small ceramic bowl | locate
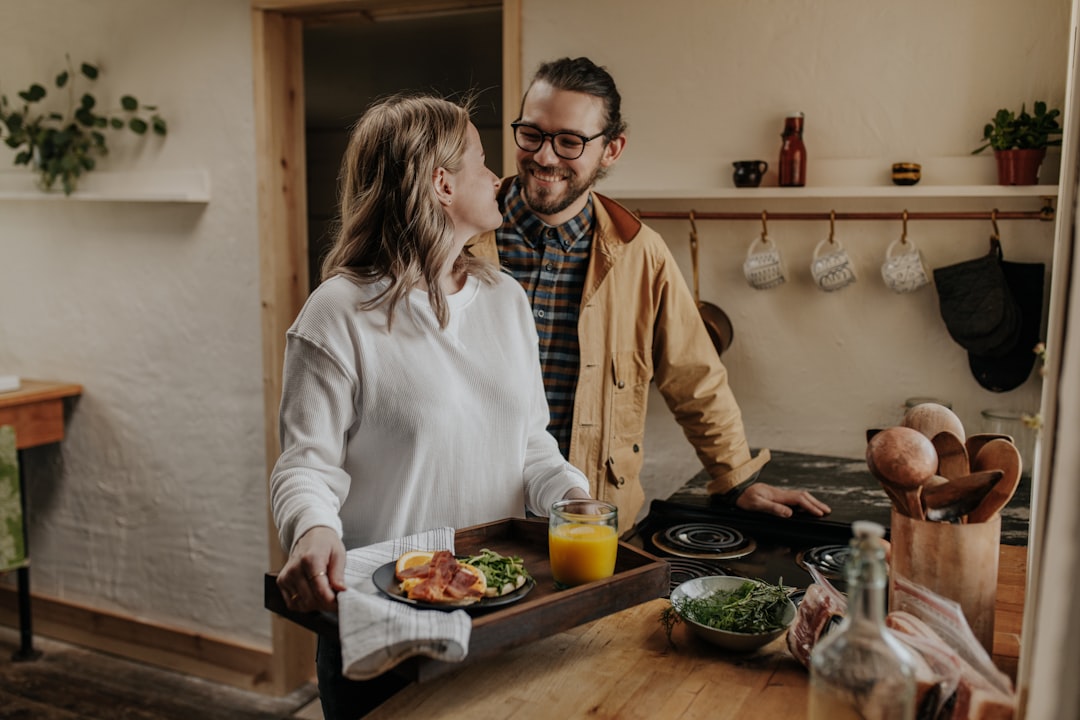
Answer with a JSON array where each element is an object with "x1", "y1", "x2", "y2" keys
[
  {"x1": 892, "y1": 162, "x2": 922, "y2": 186},
  {"x1": 669, "y1": 576, "x2": 797, "y2": 652}
]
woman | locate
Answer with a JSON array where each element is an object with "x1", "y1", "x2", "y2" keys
[{"x1": 269, "y1": 93, "x2": 590, "y2": 718}]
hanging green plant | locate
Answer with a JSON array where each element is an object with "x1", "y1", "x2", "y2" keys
[{"x1": 0, "y1": 56, "x2": 167, "y2": 195}]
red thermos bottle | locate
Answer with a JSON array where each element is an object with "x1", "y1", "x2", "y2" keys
[{"x1": 779, "y1": 113, "x2": 807, "y2": 187}]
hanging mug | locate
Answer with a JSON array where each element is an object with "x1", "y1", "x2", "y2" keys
[
  {"x1": 743, "y1": 234, "x2": 787, "y2": 290},
  {"x1": 811, "y1": 237, "x2": 857, "y2": 292},
  {"x1": 881, "y1": 235, "x2": 930, "y2": 293}
]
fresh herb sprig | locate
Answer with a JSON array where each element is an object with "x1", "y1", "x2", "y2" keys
[
  {"x1": 458, "y1": 548, "x2": 531, "y2": 597},
  {"x1": 661, "y1": 579, "x2": 791, "y2": 645}
]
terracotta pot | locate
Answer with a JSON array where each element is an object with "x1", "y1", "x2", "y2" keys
[{"x1": 993, "y1": 148, "x2": 1046, "y2": 185}]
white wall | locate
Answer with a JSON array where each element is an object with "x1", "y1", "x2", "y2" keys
[
  {"x1": 0, "y1": 0, "x2": 1069, "y2": 653},
  {"x1": 0, "y1": 0, "x2": 268, "y2": 646},
  {"x1": 518, "y1": 0, "x2": 1070, "y2": 498}
]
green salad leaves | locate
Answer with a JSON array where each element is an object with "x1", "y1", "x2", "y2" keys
[
  {"x1": 661, "y1": 578, "x2": 791, "y2": 645},
  {"x1": 458, "y1": 548, "x2": 532, "y2": 597}
]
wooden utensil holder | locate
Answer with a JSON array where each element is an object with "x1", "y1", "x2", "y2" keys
[{"x1": 888, "y1": 509, "x2": 1000, "y2": 653}]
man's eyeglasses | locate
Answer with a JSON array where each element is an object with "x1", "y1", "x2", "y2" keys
[{"x1": 511, "y1": 122, "x2": 606, "y2": 160}]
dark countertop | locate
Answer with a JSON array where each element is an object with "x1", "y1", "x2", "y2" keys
[{"x1": 666, "y1": 449, "x2": 1030, "y2": 546}]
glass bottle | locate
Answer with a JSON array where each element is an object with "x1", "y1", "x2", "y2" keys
[
  {"x1": 808, "y1": 521, "x2": 916, "y2": 720},
  {"x1": 778, "y1": 112, "x2": 807, "y2": 187}
]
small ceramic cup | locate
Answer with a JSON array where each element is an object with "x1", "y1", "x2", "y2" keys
[
  {"x1": 881, "y1": 235, "x2": 930, "y2": 293},
  {"x1": 743, "y1": 235, "x2": 787, "y2": 290},
  {"x1": 892, "y1": 162, "x2": 922, "y2": 186},
  {"x1": 810, "y1": 237, "x2": 857, "y2": 292}
]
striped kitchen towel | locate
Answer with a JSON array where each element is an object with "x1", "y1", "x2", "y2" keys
[{"x1": 338, "y1": 526, "x2": 472, "y2": 680}]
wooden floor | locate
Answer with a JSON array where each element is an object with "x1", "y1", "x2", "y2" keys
[{"x1": 0, "y1": 628, "x2": 322, "y2": 719}]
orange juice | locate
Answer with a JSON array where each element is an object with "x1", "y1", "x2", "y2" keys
[{"x1": 549, "y1": 521, "x2": 618, "y2": 588}]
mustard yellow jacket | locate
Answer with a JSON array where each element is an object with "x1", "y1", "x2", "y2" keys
[{"x1": 469, "y1": 185, "x2": 769, "y2": 529}]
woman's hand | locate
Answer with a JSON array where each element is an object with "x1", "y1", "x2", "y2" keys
[
  {"x1": 276, "y1": 526, "x2": 347, "y2": 613},
  {"x1": 562, "y1": 487, "x2": 592, "y2": 501}
]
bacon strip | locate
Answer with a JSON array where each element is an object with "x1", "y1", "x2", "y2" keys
[
  {"x1": 444, "y1": 567, "x2": 481, "y2": 599},
  {"x1": 401, "y1": 551, "x2": 482, "y2": 604},
  {"x1": 397, "y1": 563, "x2": 431, "y2": 580}
]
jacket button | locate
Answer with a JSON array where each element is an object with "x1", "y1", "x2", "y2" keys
[
  {"x1": 617, "y1": 380, "x2": 625, "y2": 389},
  {"x1": 617, "y1": 476, "x2": 626, "y2": 487},
  {"x1": 633, "y1": 444, "x2": 640, "y2": 453}
]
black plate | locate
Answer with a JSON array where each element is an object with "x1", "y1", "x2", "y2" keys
[{"x1": 371, "y1": 561, "x2": 534, "y2": 614}]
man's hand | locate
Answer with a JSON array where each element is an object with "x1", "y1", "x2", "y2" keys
[
  {"x1": 276, "y1": 526, "x2": 347, "y2": 613},
  {"x1": 734, "y1": 483, "x2": 831, "y2": 518}
]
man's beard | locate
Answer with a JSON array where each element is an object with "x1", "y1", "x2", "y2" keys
[{"x1": 520, "y1": 158, "x2": 607, "y2": 217}]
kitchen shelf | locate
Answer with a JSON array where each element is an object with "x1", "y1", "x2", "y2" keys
[
  {"x1": 601, "y1": 184, "x2": 1058, "y2": 201},
  {"x1": 0, "y1": 169, "x2": 211, "y2": 203}
]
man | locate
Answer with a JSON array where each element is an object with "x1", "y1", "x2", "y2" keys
[{"x1": 469, "y1": 57, "x2": 830, "y2": 530}]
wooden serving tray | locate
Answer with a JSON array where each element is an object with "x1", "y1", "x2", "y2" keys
[{"x1": 264, "y1": 517, "x2": 670, "y2": 682}]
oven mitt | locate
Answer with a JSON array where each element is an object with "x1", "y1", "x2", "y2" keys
[
  {"x1": 933, "y1": 237, "x2": 1021, "y2": 358},
  {"x1": 968, "y1": 259, "x2": 1045, "y2": 392}
]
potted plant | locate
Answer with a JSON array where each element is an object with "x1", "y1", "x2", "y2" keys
[
  {"x1": 972, "y1": 101, "x2": 1062, "y2": 185},
  {"x1": 0, "y1": 56, "x2": 167, "y2": 195}
]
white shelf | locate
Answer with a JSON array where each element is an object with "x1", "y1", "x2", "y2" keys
[
  {"x1": 0, "y1": 170, "x2": 211, "y2": 203},
  {"x1": 598, "y1": 156, "x2": 1059, "y2": 203},
  {"x1": 602, "y1": 185, "x2": 1058, "y2": 201}
]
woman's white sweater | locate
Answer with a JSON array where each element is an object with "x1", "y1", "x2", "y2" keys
[{"x1": 270, "y1": 273, "x2": 588, "y2": 551}]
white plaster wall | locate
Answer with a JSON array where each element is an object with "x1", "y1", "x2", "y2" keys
[
  {"x1": 520, "y1": 0, "x2": 1070, "y2": 506},
  {"x1": 0, "y1": 0, "x2": 1069, "y2": 652},
  {"x1": 0, "y1": 0, "x2": 268, "y2": 646}
]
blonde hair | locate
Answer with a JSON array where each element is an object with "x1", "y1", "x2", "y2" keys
[{"x1": 321, "y1": 92, "x2": 497, "y2": 328}]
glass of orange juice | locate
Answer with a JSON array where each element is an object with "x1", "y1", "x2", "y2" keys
[{"x1": 548, "y1": 499, "x2": 619, "y2": 589}]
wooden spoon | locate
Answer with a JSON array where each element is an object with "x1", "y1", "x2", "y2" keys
[
  {"x1": 965, "y1": 433, "x2": 1013, "y2": 464},
  {"x1": 932, "y1": 430, "x2": 969, "y2": 481},
  {"x1": 866, "y1": 426, "x2": 938, "y2": 520},
  {"x1": 922, "y1": 469, "x2": 1003, "y2": 522},
  {"x1": 967, "y1": 438, "x2": 1023, "y2": 523},
  {"x1": 903, "y1": 403, "x2": 966, "y2": 442}
]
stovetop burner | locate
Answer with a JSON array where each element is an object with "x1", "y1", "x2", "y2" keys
[
  {"x1": 662, "y1": 558, "x2": 733, "y2": 595},
  {"x1": 796, "y1": 544, "x2": 852, "y2": 580},
  {"x1": 651, "y1": 522, "x2": 757, "y2": 560},
  {"x1": 636, "y1": 499, "x2": 867, "y2": 594}
]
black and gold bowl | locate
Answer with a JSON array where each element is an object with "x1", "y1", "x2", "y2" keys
[{"x1": 892, "y1": 162, "x2": 922, "y2": 186}]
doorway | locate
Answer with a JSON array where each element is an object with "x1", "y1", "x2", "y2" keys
[
  {"x1": 251, "y1": 0, "x2": 519, "y2": 694},
  {"x1": 303, "y1": 10, "x2": 504, "y2": 290}
]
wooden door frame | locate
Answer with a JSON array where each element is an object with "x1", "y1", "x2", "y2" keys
[{"x1": 250, "y1": 0, "x2": 520, "y2": 694}]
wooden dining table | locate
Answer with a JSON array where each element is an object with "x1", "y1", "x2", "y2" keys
[{"x1": 367, "y1": 544, "x2": 1027, "y2": 719}]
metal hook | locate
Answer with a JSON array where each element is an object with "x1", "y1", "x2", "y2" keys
[
  {"x1": 760, "y1": 210, "x2": 768, "y2": 240},
  {"x1": 901, "y1": 209, "x2": 909, "y2": 244},
  {"x1": 990, "y1": 208, "x2": 1000, "y2": 241},
  {"x1": 688, "y1": 210, "x2": 700, "y2": 303},
  {"x1": 828, "y1": 210, "x2": 836, "y2": 243}
]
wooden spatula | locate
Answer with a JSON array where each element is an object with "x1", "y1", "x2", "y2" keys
[
  {"x1": 932, "y1": 430, "x2": 969, "y2": 481},
  {"x1": 922, "y1": 469, "x2": 1003, "y2": 522},
  {"x1": 967, "y1": 438, "x2": 1023, "y2": 523},
  {"x1": 964, "y1": 433, "x2": 1012, "y2": 464}
]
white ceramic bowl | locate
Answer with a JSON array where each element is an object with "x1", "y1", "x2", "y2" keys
[{"x1": 669, "y1": 576, "x2": 797, "y2": 652}]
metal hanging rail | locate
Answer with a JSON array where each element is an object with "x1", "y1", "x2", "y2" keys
[{"x1": 633, "y1": 205, "x2": 1056, "y2": 223}]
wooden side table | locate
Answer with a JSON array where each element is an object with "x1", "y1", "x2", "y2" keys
[{"x1": 0, "y1": 379, "x2": 82, "y2": 660}]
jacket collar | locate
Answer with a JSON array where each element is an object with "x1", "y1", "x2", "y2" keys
[{"x1": 492, "y1": 177, "x2": 644, "y2": 305}]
